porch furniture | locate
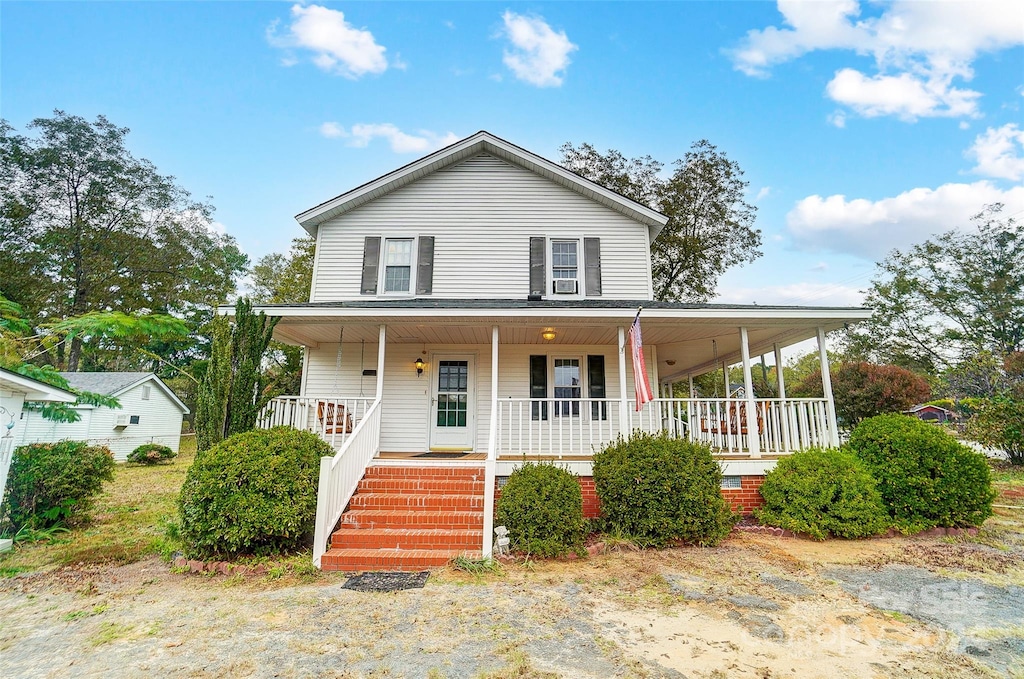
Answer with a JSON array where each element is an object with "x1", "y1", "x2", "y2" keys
[{"x1": 317, "y1": 401, "x2": 353, "y2": 435}]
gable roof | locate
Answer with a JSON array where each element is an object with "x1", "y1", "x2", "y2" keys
[
  {"x1": 59, "y1": 372, "x2": 190, "y2": 414},
  {"x1": 0, "y1": 367, "x2": 77, "y2": 403},
  {"x1": 296, "y1": 130, "x2": 670, "y2": 240}
]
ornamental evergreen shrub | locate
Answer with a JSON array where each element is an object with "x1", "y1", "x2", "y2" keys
[
  {"x1": 126, "y1": 443, "x2": 176, "y2": 465},
  {"x1": 495, "y1": 462, "x2": 586, "y2": 558},
  {"x1": 755, "y1": 447, "x2": 890, "y2": 540},
  {"x1": 178, "y1": 427, "x2": 331, "y2": 558},
  {"x1": 2, "y1": 441, "x2": 115, "y2": 531},
  {"x1": 847, "y1": 414, "x2": 996, "y2": 533},
  {"x1": 593, "y1": 432, "x2": 734, "y2": 547}
]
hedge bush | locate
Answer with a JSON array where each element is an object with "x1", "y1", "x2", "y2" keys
[
  {"x1": 847, "y1": 414, "x2": 996, "y2": 533},
  {"x1": 755, "y1": 447, "x2": 890, "y2": 540},
  {"x1": 2, "y1": 441, "x2": 115, "y2": 531},
  {"x1": 178, "y1": 427, "x2": 331, "y2": 559},
  {"x1": 495, "y1": 462, "x2": 586, "y2": 558},
  {"x1": 593, "y1": 432, "x2": 734, "y2": 547},
  {"x1": 127, "y1": 443, "x2": 176, "y2": 465}
]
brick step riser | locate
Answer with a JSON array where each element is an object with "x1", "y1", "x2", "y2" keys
[
  {"x1": 340, "y1": 520, "x2": 484, "y2": 531},
  {"x1": 321, "y1": 550, "x2": 482, "y2": 572},
  {"x1": 322, "y1": 559, "x2": 464, "y2": 572},
  {"x1": 332, "y1": 536, "x2": 482, "y2": 550},
  {"x1": 365, "y1": 467, "x2": 484, "y2": 479},
  {"x1": 356, "y1": 480, "x2": 486, "y2": 494},
  {"x1": 348, "y1": 495, "x2": 484, "y2": 510}
]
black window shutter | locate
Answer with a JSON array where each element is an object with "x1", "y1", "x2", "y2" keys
[
  {"x1": 416, "y1": 236, "x2": 434, "y2": 295},
  {"x1": 529, "y1": 237, "x2": 546, "y2": 298},
  {"x1": 588, "y1": 355, "x2": 607, "y2": 420},
  {"x1": 530, "y1": 354, "x2": 548, "y2": 421},
  {"x1": 360, "y1": 236, "x2": 381, "y2": 295},
  {"x1": 584, "y1": 237, "x2": 602, "y2": 296}
]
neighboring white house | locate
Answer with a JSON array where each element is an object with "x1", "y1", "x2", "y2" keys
[
  {"x1": 244, "y1": 131, "x2": 872, "y2": 570},
  {"x1": 1, "y1": 367, "x2": 78, "y2": 552},
  {"x1": 18, "y1": 372, "x2": 189, "y2": 462}
]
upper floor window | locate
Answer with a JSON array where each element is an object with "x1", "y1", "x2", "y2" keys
[
  {"x1": 141, "y1": 385, "x2": 152, "y2": 400},
  {"x1": 383, "y1": 238, "x2": 414, "y2": 293},
  {"x1": 551, "y1": 240, "x2": 579, "y2": 295}
]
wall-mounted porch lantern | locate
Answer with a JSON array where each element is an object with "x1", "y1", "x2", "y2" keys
[{"x1": 414, "y1": 357, "x2": 425, "y2": 377}]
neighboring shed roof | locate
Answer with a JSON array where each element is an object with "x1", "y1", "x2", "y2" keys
[
  {"x1": 295, "y1": 130, "x2": 670, "y2": 240},
  {"x1": 0, "y1": 367, "x2": 77, "y2": 402},
  {"x1": 58, "y1": 372, "x2": 190, "y2": 414}
]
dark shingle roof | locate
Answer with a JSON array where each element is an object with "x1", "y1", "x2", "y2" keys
[
  {"x1": 249, "y1": 299, "x2": 867, "y2": 312},
  {"x1": 58, "y1": 372, "x2": 151, "y2": 396}
]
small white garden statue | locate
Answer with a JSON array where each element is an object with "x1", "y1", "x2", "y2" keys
[{"x1": 494, "y1": 525, "x2": 510, "y2": 556}]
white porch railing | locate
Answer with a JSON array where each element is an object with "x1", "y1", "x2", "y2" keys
[
  {"x1": 311, "y1": 398, "x2": 383, "y2": 568},
  {"x1": 258, "y1": 396, "x2": 374, "y2": 450},
  {"x1": 495, "y1": 397, "x2": 834, "y2": 458}
]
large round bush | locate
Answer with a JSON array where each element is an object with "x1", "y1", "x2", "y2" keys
[
  {"x1": 847, "y1": 414, "x2": 995, "y2": 533},
  {"x1": 127, "y1": 443, "x2": 176, "y2": 465},
  {"x1": 593, "y1": 433, "x2": 734, "y2": 547},
  {"x1": 495, "y1": 462, "x2": 586, "y2": 558},
  {"x1": 2, "y1": 441, "x2": 115, "y2": 531},
  {"x1": 178, "y1": 427, "x2": 332, "y2": 558},
  {"x1": 755, "y1": 447, "x2": 890, "y2": 540}
]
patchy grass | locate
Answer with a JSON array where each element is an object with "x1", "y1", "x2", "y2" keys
[
  {"x1": 0, "y1": 436, "x2": 194, "y2": 572},
  {"x1": 990, "y1": 460, "x2": 1024, "y2": 486}
]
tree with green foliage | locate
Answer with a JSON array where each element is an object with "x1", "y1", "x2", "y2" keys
[
  {"x1": 194, "y1": 299, "x2": 279, "y2": 452},
  {"x1": 791, "y1": 362, "x2": 931, "y2": 425},
  {"x1": 845, "y1": 205, "x2": 1023, "y2": 375},
  {"x1": 560, "y1": 140, "x2": 761, "y2": 302},
  {"x1": 0, "y1": 111, "x2": 247, "y2": 372}
]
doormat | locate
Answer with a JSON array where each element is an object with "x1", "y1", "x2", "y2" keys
[
  {"x1": 342, "y1": 571, "x2": 429, "y2": 592},
  {"x1": 414, "y1": 452, "x2": 470, "y2": 459}
]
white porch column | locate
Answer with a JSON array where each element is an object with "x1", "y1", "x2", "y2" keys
[
  {"x1": 723, "y1": 361, "x2": 730, "y2": 397},
  {"x1": 483, "y1": 325, "x2": 498, "y2": 558},
  {"x1": 618, "y1": 326, "x2": 628, "y2": 431},
  {"x1": 739, "y1": 327, "x2": 761, "y2": 458},
  {"x1": 817, "y1": 326, "x2": 840, "y2": 447},
  {"x1": 774, "y1": 342, "x2": 791, "y2": 452},
  {"x1": 688, "y1": 374, "x2": 695, "y2": 399},
  {"x1": 375, "y1": 325, "x2": 386, "y2": 399}
]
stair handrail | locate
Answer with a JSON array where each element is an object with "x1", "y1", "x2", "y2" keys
[{"x1": 312, "y1": 397, "x2": 383, "y2": 568}]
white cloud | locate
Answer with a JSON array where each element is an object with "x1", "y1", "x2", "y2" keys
[
  {"x1": 755, "y1": 186, "x2": 772, "y2": 201},
  {"x1": 810, "y1": 262, "x2": 829, "y2": 272},
  {"x1": 319, "y1": 122, "x2": 461, "y2": 153},
  {"x1": 715, "y1": 282, "x2": 864, "y2": 307},
  {"x1": 828, "y1": 110, "x2": 847, "y2": 128},
  {"x1": 268, "y1": 4, "x2": 389, "y2": 79},
  {"x1": 967, "y1": 123, "x2": 1024, "y2": 181},
  {"x1": 729, "y1": 0, "x2": 1024, "y2": 121},
  {"x1": 786, "y1": 180, "x2": 1024, "y2": 259},
  {"x1": 499, "y1": 11, "x2": 578, "y2": 87}
]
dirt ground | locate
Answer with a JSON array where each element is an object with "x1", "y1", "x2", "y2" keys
[{"x1": 3, "y1": 522, "x2": 1023, "y2": 679}]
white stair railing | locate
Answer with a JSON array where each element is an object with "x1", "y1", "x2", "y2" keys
[{"x1": 312, "y1": 398, "x2": 382, "y2": 568}]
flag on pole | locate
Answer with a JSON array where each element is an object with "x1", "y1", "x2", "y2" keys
[{"x1": 628, "y1": 309, "x2": 654, "y2": 411}]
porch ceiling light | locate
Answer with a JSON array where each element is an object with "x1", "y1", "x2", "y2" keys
[
  {"x1": 541, "y1": 329, "x2": 556, "y2": 341},
  {"x1": 414, "y1": 357, "x2": 425, "y2": 376}
]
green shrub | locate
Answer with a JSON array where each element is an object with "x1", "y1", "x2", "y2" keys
[
  {"x1": 593, "y1": 432, "x2": 734, "y2": 547},
  {"x1": 178, "y1": 427, "x2": 331, "y2": 559},
  {"x1": 2, "y1": 441, "x2": 115, "y2": 532},
  {"x1": 495, "y1": 463, "x2": 586, "y2": 558},
  {"x1": 847, "y1": 414, "x2": 996, "y2": 533},
  {"x1": 967, "y1": 397, "x2": 1024, "y2": 466},
  {"x1": 755, "y1": 447, "x2": 890, "y2": 540},
  {"x1": 126, "y1": 443, "x2": 176, "y2": 465}
]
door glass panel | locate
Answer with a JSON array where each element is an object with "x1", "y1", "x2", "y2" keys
[
  {"x1": 436, "y1": 361, "x2": 468, "y2": 427},
  {"x1": 554, "y1": 358, "x2": 581, "y2": 417}
]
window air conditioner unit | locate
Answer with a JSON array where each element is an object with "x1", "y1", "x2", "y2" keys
[
  {"x1": 553, "y1": 279, "x2": 577, "y2": 294},
  {"x1": 114, "y1": 414, "x2": 130, "y2": 429}
]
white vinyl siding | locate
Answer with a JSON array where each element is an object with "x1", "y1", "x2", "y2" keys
[
  {"x1": 311, "y1": 154, "x2": 653, "y2": 301},
  {"x1": 303, "y1": 341, "x2": 656, "y2": 454},
  {"x1": 18, "y1": 380, "x2": 185, "y2": 461}
]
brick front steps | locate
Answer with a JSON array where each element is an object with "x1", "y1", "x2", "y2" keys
[{"x1": 321, "y1": 465, "x2": 484, "y2": 572}]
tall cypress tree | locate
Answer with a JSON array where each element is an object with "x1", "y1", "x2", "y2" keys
[{"x1": 195, "y1": 299, "x2": 279, "y2": 452}]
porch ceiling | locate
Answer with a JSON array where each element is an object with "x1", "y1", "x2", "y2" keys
[{"x1": 268, "y1": 304, "x2": 869, "y2": 379}]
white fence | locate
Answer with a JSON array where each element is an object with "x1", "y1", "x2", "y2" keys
[
  {"x1": 258, "y1": 396, "x2": 374, "y2": 450},
  {"x1": 495, "y1": 397, "x2": 834, "y2": 458},
  {"x1": 311, "y1": 399, "x2": 383, "y2": 568}
]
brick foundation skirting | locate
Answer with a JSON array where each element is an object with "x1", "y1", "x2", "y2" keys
[{"x1": 494, "y1": 475, "x2": 765, "y2": 518}]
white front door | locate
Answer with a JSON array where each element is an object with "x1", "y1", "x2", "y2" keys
[{"x1": 429, "y1": 356, "x2": 475, "y2": 450}]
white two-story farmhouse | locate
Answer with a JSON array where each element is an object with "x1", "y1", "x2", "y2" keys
[{"x1": 252, "y1": 131, "x2": 870, "y2": 570}]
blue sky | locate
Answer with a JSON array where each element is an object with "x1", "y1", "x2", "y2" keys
[{"x1": 3, "y1": 1, "x2": 1023, "y2": 307}]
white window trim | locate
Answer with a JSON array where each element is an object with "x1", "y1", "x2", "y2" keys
[
  {"x1": 550, "y1": 355, "x2": 584, "y2": 418},
  {"x1": 141, "y1": 385, "x2": 151, "y2": 401},
  {"x1": 547, "y1": 236, "x2": 585, "y2": 300},
  {"x1": 379, "y1": 235, "x2": 418, "y2": 297}
]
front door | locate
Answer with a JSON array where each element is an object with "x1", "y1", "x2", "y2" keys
[{"x1": 429, "y1": 356, "x2": 475, "y2": 450}]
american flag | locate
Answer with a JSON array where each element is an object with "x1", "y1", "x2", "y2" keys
[{"x1": 628, "y1": 311, "x2": 654, "y2": 411}]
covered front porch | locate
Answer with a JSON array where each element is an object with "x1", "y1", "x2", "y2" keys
[{"x1": 251, "y1": 301, "x2": 869, "y2": 565}]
